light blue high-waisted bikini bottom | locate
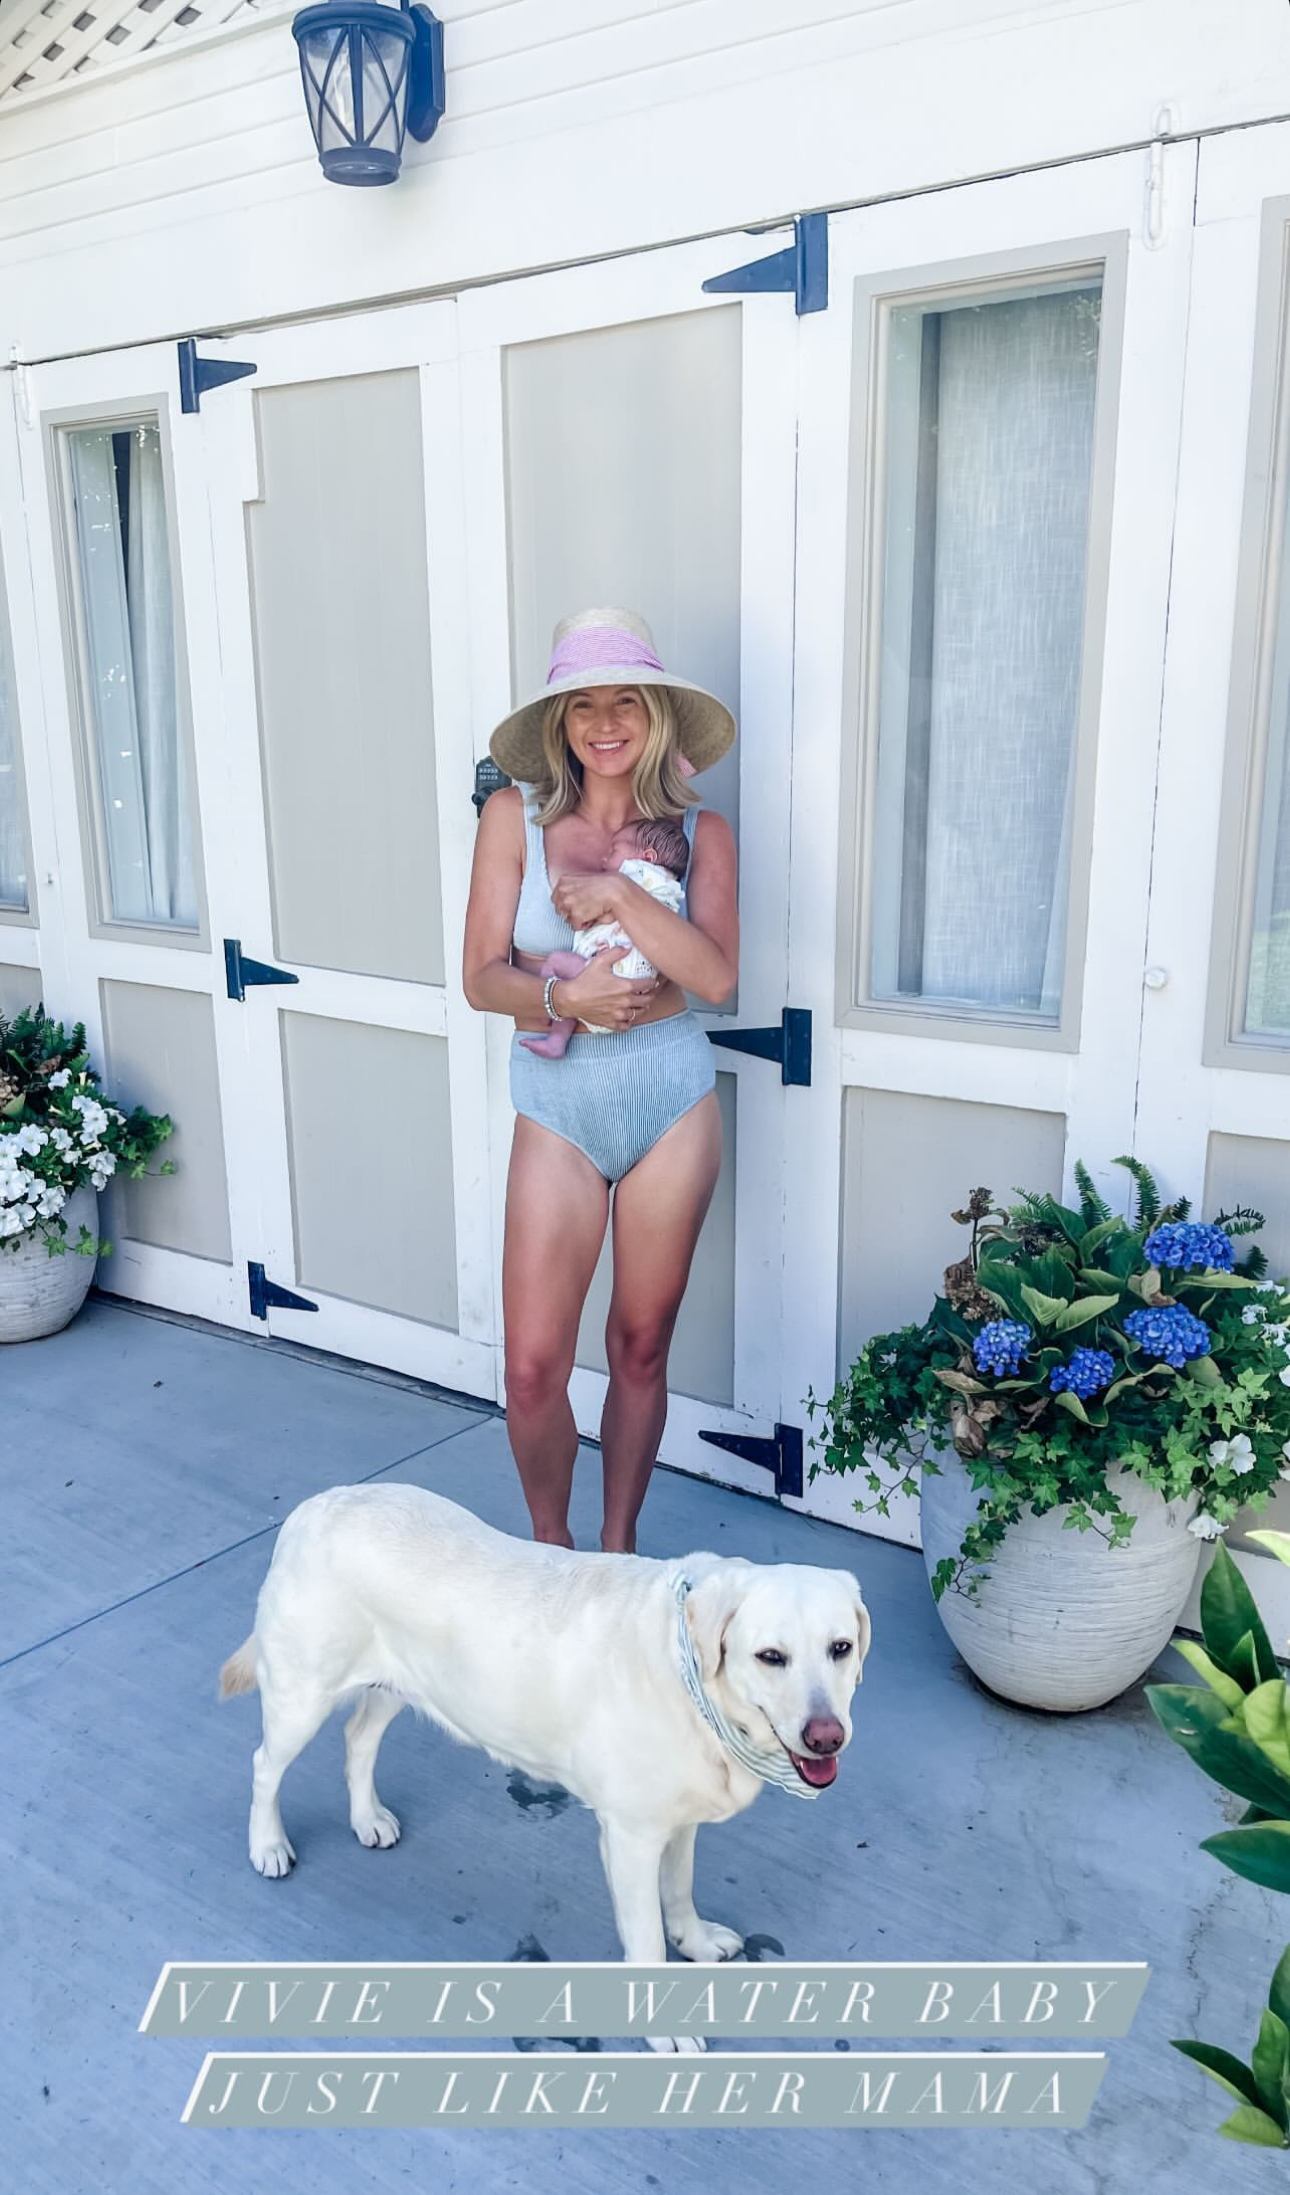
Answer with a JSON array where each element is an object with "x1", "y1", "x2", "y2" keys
[{"x1": 509, "y1": 1009, "x2": 717, "y2": 1184}]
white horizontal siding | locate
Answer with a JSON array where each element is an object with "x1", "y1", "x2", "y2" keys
[{"x1": 0, "y1": 0, "x2": 1286, "y2": 359}]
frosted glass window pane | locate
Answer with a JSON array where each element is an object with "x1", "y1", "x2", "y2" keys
[
  {"x1": 1244, "y1": 451, "x2": 1290, "y2": 1036},
  {"x1": 503, "y1": 306, "x2": 742, "y2": 1013},
  {"x1": 63, "y1": 420, "x2": 197, "y2": 929},
  {"x1": 247, "y1": 373, "x2": 443, "y2": 984},
  {"x1": 868, "y1": 278, "x2": 1102, "y2": 1019},
  {"x1": 0, "y1": 558, "x2": 27, "y2": 911}
]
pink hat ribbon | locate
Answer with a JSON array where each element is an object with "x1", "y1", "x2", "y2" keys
[{"x1": 547, "y1": 624, "x2": 665, "y2": 683}]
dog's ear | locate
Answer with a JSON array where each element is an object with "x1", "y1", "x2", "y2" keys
[
  {"x1": 843, "y1": 1573, "x2": 872, "y2": 1679},
  {"x1": 683, "y1": 1564, "x2": 753, "y2": 1687}
]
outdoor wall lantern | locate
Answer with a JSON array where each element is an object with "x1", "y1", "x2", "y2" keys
[{"x1": 291, "y1": 0, "x2": 445, "y2": 186}]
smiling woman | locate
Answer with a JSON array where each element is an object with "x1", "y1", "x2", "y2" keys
[{"x1": 462, "y1": 607, "x2": 739, "y2": 1554}]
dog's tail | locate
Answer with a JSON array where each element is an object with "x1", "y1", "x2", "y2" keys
[{"x1": 219, "y1": 1635, "x2": 260, "y2": 1699}]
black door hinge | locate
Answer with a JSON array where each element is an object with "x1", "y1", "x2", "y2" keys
[
  {"x1": 702, "y1": 211, "x2": 828, "y2": 315},
  {"x1": 473, "y1": 757, "x2": 512, "y2": 816},
  {"x1": 699, "y1": 1422, "x2": 804, "y2": 1502},
  {"x1": 178, "y1": 338, "x2": 257, "y2": 414},
  {"x1": 707, "y1": 1007, "x2": 811, "y2": 1086},
  {"x1": 224, "y1": 940, "x2": 299, "y2": 1002},
  {"x1": 248, "y1": 1262, "x2": 318, "y2": 1320}
]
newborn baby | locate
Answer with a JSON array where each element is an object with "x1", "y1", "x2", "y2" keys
[{"x1": 518, "y1": 815, "x2": 689, "y2": 1057}]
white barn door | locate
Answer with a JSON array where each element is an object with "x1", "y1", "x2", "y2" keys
[
  {"x1": 453, "y1": 240, "x2": 800, "y2": 1488},
  {"x1": 1136, "y1": 121, "x2": 1290, "y2": 1637},
  {"x1": 12, "y1": 337, "x2": 262, "y2": 1332},
  {"x1": 196, "y1": 304, "x2": 498, "y2": 1396},
  {"x1": 11, "y1": 316, "x2": 499, "y2": 1393},
  {"x1": 784, "y1": 147, "x2": 1197, "y2": 1541}
]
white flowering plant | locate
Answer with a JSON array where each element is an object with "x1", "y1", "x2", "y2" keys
[
  {"x1": 807, "y1": 1157, "x2": 1290, "y2": 1600},
  {"x1": 0, "y1": 1005, "x2": 174, "y2": 1258}
]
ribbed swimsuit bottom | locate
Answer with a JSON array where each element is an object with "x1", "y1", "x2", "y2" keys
[{"x1": 509, "y1": 1008, "x2": 717, "y2": 1184}]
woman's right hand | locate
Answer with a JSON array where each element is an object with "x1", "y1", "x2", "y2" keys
[{"x1": 556, "y1": 946, "x2": 661, "y2": 1030}]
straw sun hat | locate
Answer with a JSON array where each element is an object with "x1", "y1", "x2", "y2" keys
[{"x1": 487, "y1": 607, "x2": 737, "y2": 784}]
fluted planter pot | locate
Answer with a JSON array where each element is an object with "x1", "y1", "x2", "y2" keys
[
  {"x1": 0, "y1": 1185, "x2": 99, "y2": 1343},
  {"x1": 919, "y1": 1451, "x2": 1204, "y2": 1713}
]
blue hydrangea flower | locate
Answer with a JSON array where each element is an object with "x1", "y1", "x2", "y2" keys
[
  {"x1": 1049, "y1": 1347, "x2": 1116, "y2": 1399},
  {"x1": 1142, "y1": 1221, "x2": 1235, "y2": 1273},
  {"x1": 972, "y1": 1320, "x2": 1032, "y2": 1377},
  {"x1": 1124, "y1": 1303, "x2": 1212, "y2": 1368}
]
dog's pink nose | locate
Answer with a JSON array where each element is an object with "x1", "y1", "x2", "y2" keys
[{"x1": 800, "y1": 1716, "x2": 845, "y2": 1756}]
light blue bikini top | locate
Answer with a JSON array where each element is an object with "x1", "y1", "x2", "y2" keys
[{"x1": 511, "y1": 781, "x2": 699, "y2": 958}]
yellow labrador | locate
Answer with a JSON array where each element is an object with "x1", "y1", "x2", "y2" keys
[{"x1": 220, "y1": 1483, "x2": 871, "y2": 2053}]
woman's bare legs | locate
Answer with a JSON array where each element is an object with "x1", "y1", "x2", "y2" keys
[
  {"x1": 599, "y1": 1090, "x2": 722, "y2": 1552},
  {"x1": 503, "y1": 1114, "x2": 610, "y2": 1545}
]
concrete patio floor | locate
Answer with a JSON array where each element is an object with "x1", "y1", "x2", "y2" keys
[{"x1": 2, "y1": 1295, "x2": 1282, "y2": 2193}]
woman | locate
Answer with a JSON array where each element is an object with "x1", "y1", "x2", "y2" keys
[{"x1": 462, "y1": 607, "x2": 739, "y2": 1555}]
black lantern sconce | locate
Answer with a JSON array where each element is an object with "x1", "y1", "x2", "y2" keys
[{"x1": 291, "y1": 0, "x2": 445, "y2": 186}]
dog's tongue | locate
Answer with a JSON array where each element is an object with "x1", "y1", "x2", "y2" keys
[{"x1": 790, "y1": 1751, "x2": 838, "y2": 1789}]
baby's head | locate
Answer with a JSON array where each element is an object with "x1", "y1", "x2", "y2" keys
[{"x1": 608, "y1": 816, "x2": 689, "y2": 879}]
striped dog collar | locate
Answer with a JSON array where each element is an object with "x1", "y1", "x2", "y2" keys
[{"x1": 672, "y1": 1571, "x2": 820, "y2": 1801}]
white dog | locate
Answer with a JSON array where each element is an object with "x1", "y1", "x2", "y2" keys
[{"x1": 219, "y1": 1483, "x2": 871, "y2": 2052}]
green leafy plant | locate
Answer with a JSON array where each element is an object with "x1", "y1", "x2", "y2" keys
[
  {"x1": 805, "y1": 1158, "x2": 1290, "y2": 1600},
  {"x1": 0, "y1": 1004, "x2": 175, "y2": 1260},
  {"x1": 1147, "y1": 1538, "x2": 1290, "y2": 2145}
]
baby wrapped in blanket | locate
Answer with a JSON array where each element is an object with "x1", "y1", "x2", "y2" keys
[{"x1": 518, "y1": 815, "x2": 689, "y2": 1057}]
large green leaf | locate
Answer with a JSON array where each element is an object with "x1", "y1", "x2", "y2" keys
[
  {"x1": 1172, "y1": 2039, "x2": 1262, "y2": 2108},
  {"x1": 1175, "y1": 1272, "x2": 1260, "y2": 1291},
  {"x1": 1027, "y1": 1245, "x2": 1081, "y2": 1297},
  {"x1": 1019, "y1": 1285, "x2": 1070, "y2": 1326},
  {"x1": 1269, "y1": 1946, "x2": 1290, "y2": 2030},
  {"x1": 929, "y1": 1297, "x2": 976, "y2": 1346},
  {"x1": 1202, "y1": 1821, "x2": 1290, "y2": 1895},
  {"x1": 1229, "y1": 1632, "x2": 1268, "y2": 1692},
  {"x1": 1247, "y1": 1529, "x2": 1290, "y2": 1572},
  {"x1": 1218, "y1": 2103, "x2": 1289, "y2": 2146},
  {"x1": 1077, "y1": 1267, "x2": 1127, "y2": 1292},
  {"x1": 1103, "y1": 1369, "x2": 1163, "y2": 1402},
  {"x1": 1201, "y1": 1542, "x2": 1280, "y2": 1684},
  {"x1": 1145, "y1": 1685, "x2": 1290, "y2": 1814},
  {"x1": 1043, "y1": 1201, "x2": 1094, "y2": 1247},
  {"x1": 1052, "y1": 1293, "x2": 1122, "y2": 1333},
  {"x1": 1172, "y1": 1639, "x2": 1245, "y2": 1711},
  {"x1": 973, "y1": 1269, "x2": 1029, "y2": 1322},
  {"x1": 1242, "y1": 1681, "x2": 1290, "y2": 1776},
  {"x1": 1102, "y1": 1231, "x2": 1147, "y2": 1278},
  {"x1": 1251, "y1": 2009, "x2": 1290, "y2": 2130},
  {"x1": 1183, "y1": 1354, "x2": 1223, "y2": 1388}
]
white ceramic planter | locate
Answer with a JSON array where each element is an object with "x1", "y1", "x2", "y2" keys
[
  {"x1": 0, "y1": 1184, "x2": 99, "y2": 1344},
  {"x1": 919, "y1": 1451, "x2": 1203, "y2": 1713}
]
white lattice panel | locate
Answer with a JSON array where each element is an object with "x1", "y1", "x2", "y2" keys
[{"x1": 0, "y1": 0, "x2": 270, "y2": 100}]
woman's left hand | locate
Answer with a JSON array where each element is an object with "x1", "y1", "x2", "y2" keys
[{"x1": 550, "y1": 871, "x2": 626, "y2": 929}]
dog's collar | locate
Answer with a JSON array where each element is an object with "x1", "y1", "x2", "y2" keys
[{"x1": 672, "y1": 1572, "x2": 821, "y2": 1801}]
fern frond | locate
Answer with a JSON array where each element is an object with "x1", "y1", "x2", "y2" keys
[
  {"x1": 1213, "y1": 1205, "x2": 1267, "y2": 1240},
  {"x1": 1112, "y1": 1155, "x2": 1162, "y2": 1230},
  {"x1": 1073, "y1": 1159, "x2": 1112, "y2": 1225}
]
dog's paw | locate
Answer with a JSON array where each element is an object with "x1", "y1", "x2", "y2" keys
[
  {"x1": 250, "y1": 1835, "x2": 296, "y2": 1879},
  {"x1": 352, "y1": 1805, "x2": 401, "y2": 1850},
  {"x1": 645, "y1": 2033, "x2": 708, "y2": 2055},
  {"x1": 669, "y1": 1920, "x2": 745, "y2": 1962}
]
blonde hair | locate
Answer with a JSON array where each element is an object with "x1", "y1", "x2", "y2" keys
[{"x1": 530, "y1": 685, "x2": 700, "y2": 827}]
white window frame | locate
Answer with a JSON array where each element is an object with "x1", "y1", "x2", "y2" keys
[
  {"x1": 836, "y1": 233, "x2": 1129, "y2": 1053},
  {"x1": 0, "y1": 544, "x2": 35, "y2": 926},
  {"x1": 47, "y1": 393, "x2": 209, "y2": 950},
  {"x1": 1205, "y1": 193, "x2": 1290, "y2": 1073}
]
